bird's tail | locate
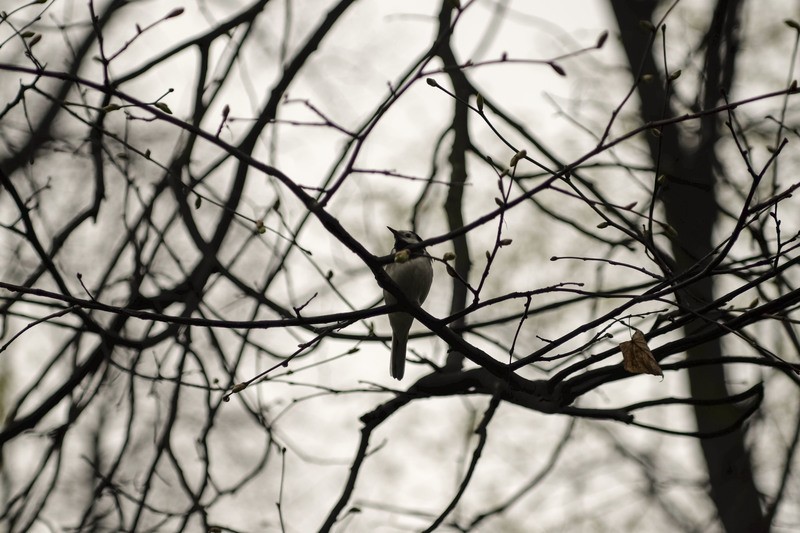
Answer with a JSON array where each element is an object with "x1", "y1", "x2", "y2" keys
[{"x1": 390, "y1": 336, "x2": 407, "y2": 380}]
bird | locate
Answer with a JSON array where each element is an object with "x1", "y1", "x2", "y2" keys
[{"x1": 383, "y1": 227, "x2": 434, "y2": 380}]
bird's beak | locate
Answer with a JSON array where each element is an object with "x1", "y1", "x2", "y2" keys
[{"x1": 387, "y1": 226, "x2": 400, "y2": 236}]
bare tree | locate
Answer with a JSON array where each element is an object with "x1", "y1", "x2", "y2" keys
[{"x1": 0, "y1": 1, "x2": 798, "y2": 532}]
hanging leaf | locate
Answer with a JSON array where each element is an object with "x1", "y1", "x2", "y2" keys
[{"x1": 619, "y1": 329, "x2": 663, "y2": 377}]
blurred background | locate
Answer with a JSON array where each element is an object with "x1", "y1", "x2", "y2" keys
[{"x1": 0, "y1": 1, "x2": 799, "y2": 531}]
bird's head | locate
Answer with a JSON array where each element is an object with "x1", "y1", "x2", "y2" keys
[{"x1": 387, "y1": 227, "x2": 425, "y2": 252}]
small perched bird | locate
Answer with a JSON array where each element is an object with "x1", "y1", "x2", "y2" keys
[{"x1": 384, "y1": 227, "x2": 434, "y2": 380}]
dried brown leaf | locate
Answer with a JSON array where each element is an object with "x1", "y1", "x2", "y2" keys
[{"x1": 619, "y1": 329, "x2": 663, "y2": 377}]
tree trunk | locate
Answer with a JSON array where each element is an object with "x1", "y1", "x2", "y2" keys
[{"x1": 609, "y1": 1, "x2": 766, "y2": 531}]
